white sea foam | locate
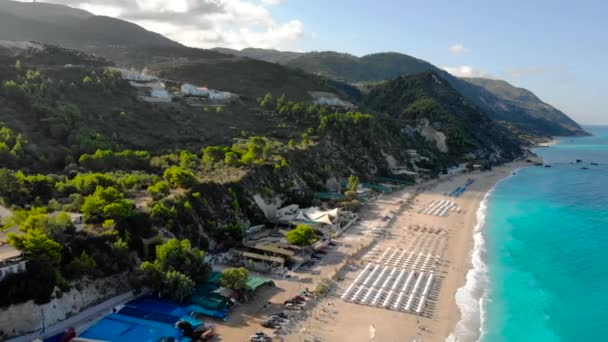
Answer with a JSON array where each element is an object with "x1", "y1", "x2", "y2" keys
[{"x1": 447, "y1": 170, "x2": 520, "y2": 342}]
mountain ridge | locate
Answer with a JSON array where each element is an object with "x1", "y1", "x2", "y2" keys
[
  {"x1": 0, "y1": 0, "x2": 587, "y2": 138},
  {"x1": 215, "y1": 47, "x2": 587, "y2": 137}
]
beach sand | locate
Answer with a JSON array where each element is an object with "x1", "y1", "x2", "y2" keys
[
  {"x1": 209, "y1": 161, "x2": 530, "y2": 342},
  {"x1": 277, "y1": 161, "x2": 528, "y2": 342}
]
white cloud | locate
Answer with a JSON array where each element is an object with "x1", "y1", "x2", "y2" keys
[
  {"x1": 443, "y1": 65, "x2": 494, "y2": 78},
  {"x1": 77, "y1": 3, "x2": 123, "y2": 17},
  {"x1": 449, "y1": 43, "x2": 470, "y2": 54},
  {"x1": 15, "y1": 0, "x2": 303, "y2": 50}
]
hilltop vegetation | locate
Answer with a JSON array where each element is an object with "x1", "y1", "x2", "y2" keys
[
  {"x1": 0, "y1": 46, "x2": 322, "y2": 170},
  {"x1": 217, "y1": 48, "x2": 587, "y2": 138},
  {"x1": 460, "y1": 78, "x2": 588, "y2": 136},
  {"x1": 363, "y1": 72, "x2": 523, "y2": 161},
  {"x1": 147, "y1": 58, "x2": 361, "y2": 102}
]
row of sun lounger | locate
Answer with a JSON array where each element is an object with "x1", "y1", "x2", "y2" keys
[
  {"x1": 448, "y1": 179, "x2": 475, "y2": 197},
  {"x1": 409, "y1": 225, "x2": 443, "y2": 234},
  {"x1": 367, "y1": 247, "x2": 439, "y2": 272},
  {"x1": 418, "y1": 199, "x2": 456, "y2": 217},
  {"x1": 341, "y1": 264, "x2": 436, "y2": 315}
]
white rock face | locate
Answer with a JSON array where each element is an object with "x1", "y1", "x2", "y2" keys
[
  {"x1": 382, "y1": 151, "x2": 398, "y2": 169},
  {"x1": 0, "y1": 276, "x2": 125, "y2": 338},
  {"x1": 418, "y1": 118, "x2": 448, "y2": 153}
]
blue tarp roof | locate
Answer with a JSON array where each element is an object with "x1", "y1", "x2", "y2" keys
[{"x1": 80, "y1": 314, "x2": 190, "y2": 342}]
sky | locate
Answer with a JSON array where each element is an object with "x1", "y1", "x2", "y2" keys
[{"x1": 15, "y1": 0, "x2": 608, "y2": 124}]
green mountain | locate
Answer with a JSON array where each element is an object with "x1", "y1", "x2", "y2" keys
[
  {"x1": 216, "y1": 48, "x2": 587, "y2": 137},
  {"x1": 0, "y1": 23, "x2": 533, "y2": 311},
  {"x1": 0, "y1": 0, "x2": 226, "y2": 67},
  {"x1": 458, "y1": 77, "x2": 587, "y2": 136},
  {"x1": 2, "y1": 45, "x2": 523, "y2": 310},
  {"x1": 214, "y1": 47, "x2": 304, "y2": 65},
  {"x1": 363, "y1": 71, "x2": 523, "y2": 161},
  {"x1": 211, "y1": 49, "x2": 435, "y2": 82},
  {"x1": 0, "y1": 0, "x2": 92, "y2": 23},
  {"x1": 147, "y1": 58, "x2": 362, "y2": 102}
]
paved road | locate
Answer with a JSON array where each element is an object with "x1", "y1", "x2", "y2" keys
[{"x1": 6, "y1": 292, "x2": 135, "y2": 342}]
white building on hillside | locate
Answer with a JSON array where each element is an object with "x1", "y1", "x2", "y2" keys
[
  {"x1": 208, "y1": 90, "x2": 232, "y2": 100},
  {"x1": 110, "y1": 67, "x2": 155, "y2": 82},
  {"x1": 181, "y1": 83, "x2": 210, "y2": 97},
  {"x1": 151, "y1": 89, "x2": 170, "y2": 98},
  {"x1": 314, "y1": 97, "x2": 354, "y2": 108},
  {"x1": 0, "y1": 229, "x2": 26, "y2": 281},
  {"x1": 150, "y1": 82, "x2": 171, "y2": 98}
]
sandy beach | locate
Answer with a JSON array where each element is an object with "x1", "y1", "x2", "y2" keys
[
  {"x1": 276, "y1": 161, "x2": 529, "y2": 342},
  {"x1": 205, "y1": 160, "x2": 531, "y2": 342}
]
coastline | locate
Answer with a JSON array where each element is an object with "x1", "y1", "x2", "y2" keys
[
  {"x1": 536, "y1": 139, "x2": 558, "y2": 147},
  {"x1": 277, "y1": 160, "x2": 531, "y2": 342},
  {"x1": 444, "y1": 161, "x2": 527, "y2": 342}
]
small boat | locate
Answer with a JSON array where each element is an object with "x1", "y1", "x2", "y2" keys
[
  {"x1": 591, "y1": 162, "x2": 599, "y2": 166},
  {"x1": 581, "y1": 167, "x2": 589, "y2": 170},
  {"x1": 576, "y1": 159, "x2": 583, "y2": 163},
  {"x1": 544, "y1": 165, "x2": 552, "y2": 168}
]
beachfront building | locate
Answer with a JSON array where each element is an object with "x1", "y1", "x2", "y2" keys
[
  {"x1": 276, "y1": 204, "x2": 358, "y2": 238},
  {"x1": 239, "y1": 243, "x2": 296, "y2": 268},
  {"x1": 276, "y1": 205, "x2": 341, "y2": 226},
  {"x1": 0, "y1": 230, "x2": 26, "y2": 282}
]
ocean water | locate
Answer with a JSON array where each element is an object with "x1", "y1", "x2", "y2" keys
[{"x1": 453, "y1": 126, "x2": 608, "y2": 342}]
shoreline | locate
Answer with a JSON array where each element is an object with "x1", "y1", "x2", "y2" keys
[
  {"x1": 279, "y1": 160, "x2": 531, "y2": 342},
  {"x1": 445, "y1": 162, "x2": 526, "y2": 341},
  {"x1": 536, "y1": 139, "x2": 558, "y2": 147}
]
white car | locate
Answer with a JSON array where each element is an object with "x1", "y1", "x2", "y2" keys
[{"x1": 285, "y1": 303, "x2": 304, "y2": 310}]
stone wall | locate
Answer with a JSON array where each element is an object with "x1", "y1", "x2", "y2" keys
[{"x1": 0, "y1": 275, "x2": 127, "y2": 339}]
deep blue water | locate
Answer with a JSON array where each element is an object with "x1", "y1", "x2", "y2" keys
[{"x1": 481, "y1": 126, "x2": 608, "y2": 341}]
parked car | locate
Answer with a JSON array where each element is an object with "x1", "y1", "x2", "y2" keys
[
  {"x1": 285, "y1": 303, "x2": 304, "y2": 310},
  {"x1": 328, "y1": 241, "x2": 336, "y2": 246},
  {"x1": 299, "y1": 291, "x2": 312, "y2": 298},
  {"x1": 261, "y1": 321, "x2": 279, "y2": 329},
  {"x1": 272, "y1": 312, "x2": 288, "y2": 319},
  {"x1": 315, "y1": 250, "x2": 328, "y2": 255},
  {"x1": 285, "y1": 297, "x2": 305, "y2": 305}
]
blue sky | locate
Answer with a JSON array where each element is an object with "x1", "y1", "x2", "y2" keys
[
  {"x1": 269, "y1": 0, "x2": 606, "y2": 125},
  {"x1": 19, "y1": 0, "x2": 606, "y2": 124}
]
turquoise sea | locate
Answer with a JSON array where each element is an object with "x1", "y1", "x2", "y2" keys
[{"x1": 451, "y1": 126, "x2": 608, "y2": 342}]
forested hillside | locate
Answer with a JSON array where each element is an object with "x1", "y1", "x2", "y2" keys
[
  {"x1": 363, "y1": 71, "x2": 523, "y2": 162},
  {"x1": 0, "y1": 43, "x2": 528, "y2": 309},
  {"x1": 216, "y1": 48, "x2": 587, "y2": 138}
]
